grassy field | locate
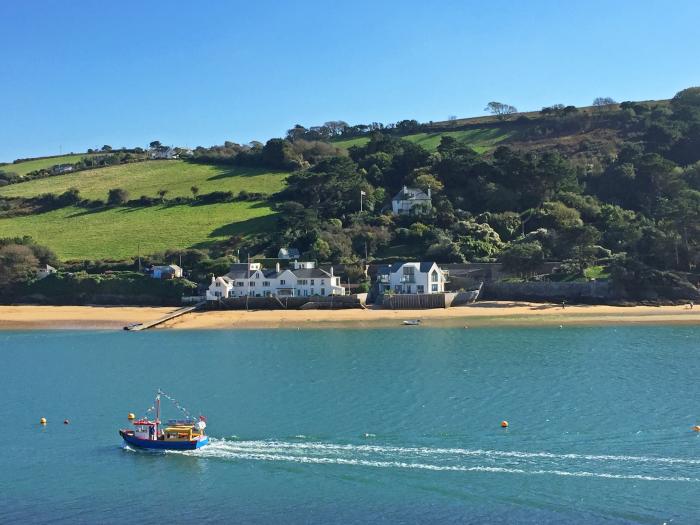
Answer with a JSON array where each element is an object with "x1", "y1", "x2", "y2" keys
[
  {"x1": 332, "y1": 128, "x2": 511, "y2": 153},
  {"x1": 0, "y1": 201, "x2": 277, "y2": 260},
  {"x1": 0, "y1": 160, "x2": 289, "y2": 200},
  {"x1": 0, "y1": 153, "x2": 98, "y2": 177}
]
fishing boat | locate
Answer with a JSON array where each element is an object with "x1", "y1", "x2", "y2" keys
[{"x1": 119, "y1": 390, "x2": 209, "y2": 451}]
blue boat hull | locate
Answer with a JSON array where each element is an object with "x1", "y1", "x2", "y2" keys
[{"x1": 120, "y1": 430, "x2": 209, "y2": 450}]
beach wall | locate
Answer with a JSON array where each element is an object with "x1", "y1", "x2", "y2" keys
[
  {"x1": 483, "y1": 280, "x2": 614, "y2": 303},
  {"x1": 207, "y1": 295, "x2": 365, "y2": 310}
]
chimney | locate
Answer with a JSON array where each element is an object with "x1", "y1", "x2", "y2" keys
[
  {"x1": 427, "y1": 185, "x2": 431, "y2": 199},
  {"x1": 211, "y1": 275, "x2": 215, "y2": 284},
  {"x1": 276, "y1": 262, "x2": 280, "y2": 273},
  {"x1": 330, "y1": 266, "x2": 334, "y2": 276}
]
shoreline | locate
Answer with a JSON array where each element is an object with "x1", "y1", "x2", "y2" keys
[{"x1": 1, "y1": 302, "x2": 699, "y2": 331}]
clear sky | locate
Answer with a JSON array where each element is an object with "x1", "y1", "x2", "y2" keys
[{"x1": 2, "y1": 0, "x2": 699, "y2": 162}]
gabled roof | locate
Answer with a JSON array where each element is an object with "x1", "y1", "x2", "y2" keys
[
  {"x1": 291, "y1": 268, "x2": 332, "y2": 279},
  {"x1": 392, "y1": 187, "x2": 430, "y2": 202},
  {"x1": 377, "y1": 261, "x2": 439, "y2": 274},
  {"x1": 226, "y1": 263, "x2": 256, "y2": 280}
]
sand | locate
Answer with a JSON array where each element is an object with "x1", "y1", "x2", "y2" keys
[{"x1": 1, "y1": 302, "x2": 699, "y2": 330}]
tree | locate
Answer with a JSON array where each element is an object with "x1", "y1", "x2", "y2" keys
[
  {"x1": 500, "y1": 241, "x2": 544, "y2": 277},
  {"x1": 107, "y1": 188, "x2": 129, "y2": 206},
  {"x1": 310, "y1": 237, "x2": 331, "y2": 261},
  {"x1": 0, "y1": 244, "x2": 38, "y2": 288},
  {"x1": 101, "y1": 145, "x2": 112, "y2": 152},
  {"x1": 484, "y1": 101, "x2": 518, "y2": 120},
  {"x1": 190, "y1": 186, "x2": 200, "y2": 199},
  {"x1": 157, "y1": 189, "x2": 169, "y2": 202},
  {"x1": 149, "y1": 141, "x2": 162, "y2": 150},
  {"x1": 670, "y1": 87, "x2": 700, "y2": 117},
  {"x1": 592, "y1": 97, "x2": 617, "y2": 111}
]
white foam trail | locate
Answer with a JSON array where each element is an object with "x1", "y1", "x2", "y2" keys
[
  {"x1": 188, "y1": 448, "x2": 699, "y2": 482},
  {"x1": 218, "y1": 440, "x2": 700, "y2": 466}
]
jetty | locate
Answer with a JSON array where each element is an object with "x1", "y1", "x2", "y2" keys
[{"x1": 124, "y1": 301, "x2": 205, "y2": 331}]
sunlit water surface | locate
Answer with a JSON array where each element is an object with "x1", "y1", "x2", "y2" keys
[{"x1": 2, "y1": 326, "x2": 699, "y2": 523}]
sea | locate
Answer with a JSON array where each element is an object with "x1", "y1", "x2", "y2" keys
[{"x1": 1, "y1": 326, "x2": 699, "y2": 524}]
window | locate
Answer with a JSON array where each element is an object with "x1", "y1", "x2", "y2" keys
[
  {"x1": 321, "y1": 279, "x2": 325, "y2": 285},
  {"x1": 431, "y1": 270, "x2": 439, "y2": 282},
  {"x1": 311, "y1": 288, "x2": 315, "y2": 295},
  {"x1": 403, "y1": 266, "x2": 415, "y2": 276},
  {"x1": 235, "y1": 281, "x2": 244, "y2": 287},
  {"x1": 417, "y1": 285, "x2": 424, "y2": 293},
  {"x1": 262, "y1": 281, "x2": 270, "y2": 287},
  {"x1": 431, "y1": 284, "x2": 438, "y2": 292},
  {"x1": 310, "y1": 279, "x2": 315, "y2": 285},
  {"x1": 280, "y1": 279, "x2": 285, "y2": 285},
  {"x1": 321, "y1": 288, "x2": 325, "y2": 295},
  {"x1": 249, "y1": 281, "x2": 255, "y2": 287},
  {"x1": 298, "y1": 279, "x2": 307, "y2": 285}
]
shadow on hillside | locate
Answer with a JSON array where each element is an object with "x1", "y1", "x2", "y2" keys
[
  {"x1": 204, "y1": 165, "x2": 277, "y2": 182},
  {"x1": 207, "y1": 214, "x2": 279, "y2": 238},
  {"x1": 66, "y1": 206, "x2": 112, "y2": 218}
]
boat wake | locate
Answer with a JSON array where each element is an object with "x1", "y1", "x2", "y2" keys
[{"x1": 175, "y1": 438, "x2": 700, "y2": 482}]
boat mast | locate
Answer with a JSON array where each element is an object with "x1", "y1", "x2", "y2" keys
[{"x1": 155, "y1": 391, "x2": 161, "y2": 437}]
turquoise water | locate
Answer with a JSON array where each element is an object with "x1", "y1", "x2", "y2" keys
[{"x1": 2, "y1": 326, "x2": 699, "y2": 523}]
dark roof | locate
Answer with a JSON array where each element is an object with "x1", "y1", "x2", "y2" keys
[
  {"x1": 391, "y1": 187, "x2": 430, "y2": 202},
  {"x1": 377, "y1": 262, "x2": 438, "y2": 274},
  {"x1": 226, "y1": 263, "x2": 256, "y2": 280},
  {"x1": 291, "y1": 268, "x2": 331, "y2": 279}
]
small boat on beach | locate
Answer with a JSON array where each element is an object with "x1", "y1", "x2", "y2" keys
[
  {"x1": 402, "y1": 319, "x2": 421, "y2": 326},
  {"x1": 119, "y1": 390, "x2": 209, "y2": 451}
]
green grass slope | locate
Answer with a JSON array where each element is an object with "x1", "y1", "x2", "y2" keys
[
  {"x1": 0, "y1": 201, "x2": 277, "y2": 260},
  {"x1": 332, "y1": 128, "x2": 511, "y2": 153},
  {"x1": 0, "y1": 160, "x2": 288, "y2": 200},
  {"x1": 0, "y1": 153, "x2": 98, "y2": 177}
]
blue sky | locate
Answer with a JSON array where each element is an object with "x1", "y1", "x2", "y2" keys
[{"x1": 2, "y1": 0, "x2": 699, "y2": 161}]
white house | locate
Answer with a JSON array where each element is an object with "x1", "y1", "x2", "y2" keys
[
  {"x1": 277, "y1": 247, "x2": 301, "y2": 260},
  {"x1": 391, "y1": 186, "x2": 432, "y2": 215},
  {"x1": 375, "y1": 262, "x2": 448, "y2": 295},
  {"x1": 36, "y1": 264, "x2": 57, "y2": 280},
  {"x1": 206, "y1": 261, "x2": 345, "y2": 300},
  {"x1": 152, "y1": 264, "x2": 183, "y2": 279},
  {"x1": 149, "y1": 147, "x2": 177, "y2": 160}
]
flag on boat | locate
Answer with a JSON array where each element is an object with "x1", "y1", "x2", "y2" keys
[{"x1": 360, "y1": 190, "x2": 366, "y2": 196}]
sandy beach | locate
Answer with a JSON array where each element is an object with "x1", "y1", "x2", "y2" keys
[{"x1": 1, "y1": 302, "x2": 699, "y2": 330}]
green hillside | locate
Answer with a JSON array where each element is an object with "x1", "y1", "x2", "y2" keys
[
  {"x1": 0, "y1": 160, "x2": 288, "y2": 200},
  {"x1": 0, "y1": 201, "x2": 277, "y2": 260},
  {"x1": 332, "y1": 127, "x2": 511, "y2": 153},
  {"x1": 0, "y1": 159, "x2": 289, "y2": 260},
  {"x1": 0, "y1": 153, "x2": 98, "y2": 177}
]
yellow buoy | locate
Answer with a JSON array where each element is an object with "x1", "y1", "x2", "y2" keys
[
  {"x1": 501, "y1": 420, "x2": 509, "y2": 428},
  {"x1": 693, "y1": 425, "x2": 700, "y2": 432},
  {"x1": 127, "y1": 413, "x2": 136, "y2": 420},
  {"x1": 40, "y1": 417, "x2": 47, "y2": 425}
]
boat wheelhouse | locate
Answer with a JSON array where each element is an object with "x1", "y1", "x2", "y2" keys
[{"x1": 119, "y1": 390, "x2": 209, "y2": 451}]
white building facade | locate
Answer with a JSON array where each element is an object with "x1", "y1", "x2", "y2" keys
[
  {"x1": 206, "y1": 261, "x2": 345, "y2": 300},
  {"x1": 375, "y1": 262, "x2": 447, "y2": 295},
  {"x1": 391, "y1": 186, "x2": 432, "y2": 215}
]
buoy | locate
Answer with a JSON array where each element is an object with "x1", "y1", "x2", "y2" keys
[
  {"x1": 693, "y1": 425, "x2": 700, "y2": 432},
  {"x1": 501, "y1": 420, "x2": 509, "y2": 428},
  {"x1": 40, "y1": 417, "x2": 47, "y2": 425},
  {"x1": 63, "y1": 419, "x2": 70, "y2": 425},
  {"x1": 127, "y1": 413, "x2": 135, "y2": 420}
]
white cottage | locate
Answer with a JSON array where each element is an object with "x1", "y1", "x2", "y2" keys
[
  {"x1": 206, "y1": 261, "x2": 345, "y2": 300},
  {"x1": 391, "y1": 186, "x2": 432, "y2": 215},
  {"x1": 375, "y1": 262, "x2": 447, "y2": 295}
]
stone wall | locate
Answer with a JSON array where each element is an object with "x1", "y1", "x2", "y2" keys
[{"x1": 482, "y1": 280, "x2": 613, "y2": 303}]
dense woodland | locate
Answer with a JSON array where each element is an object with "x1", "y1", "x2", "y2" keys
[{"x1": 2, "y1": 88, "x2": 700, "y2": 301}]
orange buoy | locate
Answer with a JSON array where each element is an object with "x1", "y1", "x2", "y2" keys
[
  {"x1": 40, "y1": 417, "x2": 47, "y2": 425},
  {"x1": 693, "y1": 425, "x2": 700, "y2": 432},
  {"x1": 127, "y1": 413, "x2": 136, "y2": 420},
  {"x1": 501, "y1": 420, "x2": 509, "y2": 428}
]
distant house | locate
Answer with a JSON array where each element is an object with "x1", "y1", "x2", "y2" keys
[
  {"x1": 151, "y1": 264, "x2": 183, "y2": 279},
  {"x1": 391, "y1": 186, "x2": 432, "y2": 215},
  {"x1": 149, "y1": 147, "x2": 177, "y2": 160},
  {"x1": 52, "y1": 164, "x2": 74, "y2": 174},
  {"x1": 277, "y1": 247, "x2": 301, "y2": 260},
  {"x1": 36, "y1": 264, "x2": 57, "y2": 280},
  {"x1": 375, "y1": 262, "x2": 447, "y2": 295},
  {"x1": 206, "y1": 261, "x2": 345, "y2": 300}
]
